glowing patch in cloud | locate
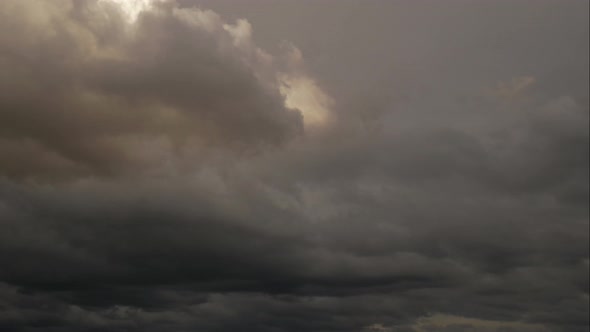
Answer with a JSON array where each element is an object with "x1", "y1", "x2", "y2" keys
[
  {"x1": 100, "y1": 0, "x2": 165, "y2": 23},
  {"x1": 280, "y1": 75, "x2": 332, "y2": 127}
]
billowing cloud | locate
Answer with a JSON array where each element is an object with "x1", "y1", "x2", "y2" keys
[
  {"x1": 0, "y1": 1, "x2": 588, "y2": 332},
  {"x1": 0, "y1": 0, "x2": 327, "y2": 180}
]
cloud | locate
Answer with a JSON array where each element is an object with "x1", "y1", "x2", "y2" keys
[
  {"x1": 488, "y1": 76, "x2": 537, "y2": 100},
  {"x1": 363, "y1": 323, "x2": 393, "y2": 332},
  {"x1": 0, "y1": 1, "x2": 588, "y2": 332},
  {"x1": 0, "y1": 0, "x2": 319, "y2": 180},
  {"x1": 411, "y1": 314, "x2": 549, "y2": 332}
]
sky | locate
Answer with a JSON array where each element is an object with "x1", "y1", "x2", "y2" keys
[{"x1": 0, "y1": 0, "x2": 588, "y2": 331}]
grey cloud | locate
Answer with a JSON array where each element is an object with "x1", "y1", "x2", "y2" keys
[
  {"x1": 0, "y1": 1, "x2": 588, "y2": 332},
  {"x1": 0, "y1": 0, "x2": 302, "y2": 180}
]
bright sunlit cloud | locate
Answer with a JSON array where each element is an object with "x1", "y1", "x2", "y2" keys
[
  {"x1": 99, "y1": 0, "x2": 165, "y2": 23},
  {"x1": 280, "y1": 75, "x2": 333, "y2": 127}
]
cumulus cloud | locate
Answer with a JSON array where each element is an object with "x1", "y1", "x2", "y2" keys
[
  {"x1": 0, "y1": 0, "x2": 331, "y2": 180},
  {"x1": 0, "y1": 1, "x2": 588, "y2": 332}
]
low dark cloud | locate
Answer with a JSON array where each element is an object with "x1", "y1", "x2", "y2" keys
[{"x1": 0, "y1": 1, "x2": 588, "y2": 331}]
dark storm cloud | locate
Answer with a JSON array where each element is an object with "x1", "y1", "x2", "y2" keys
[{"x1": 0, "y1": 1, "x2": 588, "y2": 332}]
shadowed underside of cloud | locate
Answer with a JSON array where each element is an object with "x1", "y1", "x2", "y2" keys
[{"x1": 0, "y1": 1, "x2": 588, "y2": 332}]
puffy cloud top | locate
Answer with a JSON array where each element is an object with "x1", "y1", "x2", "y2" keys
[
  {"x1": 0, "y1": 1, "x2": 588, "y2": 332},
  {"x1": 0, "y1": 0, "x2": 321, "y2": 180}
]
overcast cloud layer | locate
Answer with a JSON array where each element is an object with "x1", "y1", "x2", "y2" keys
[{"x1": 0, "y1": 1, "x2": 588, "y2": 331}]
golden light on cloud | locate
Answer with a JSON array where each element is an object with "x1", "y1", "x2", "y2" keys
[
  {"x1": 279, "y1": 75, "x2": 333, "y2": 127},
  {"x1": 488, "y1": 75, "x2": 536, "y2": 100},
  {"x1": 99, "y1": 0, "x2": 165, "y2": 23}
]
